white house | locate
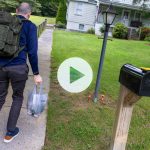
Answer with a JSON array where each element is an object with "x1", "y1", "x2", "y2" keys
[
  {"x1": 66, "y1": 0, "x2": 150, "y2": 38},
  {"x1": 66, "y1": 0, "x2": 97, "y2": 32}
]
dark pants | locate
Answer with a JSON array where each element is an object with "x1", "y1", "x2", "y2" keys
[{"x1": 0, "y1": 64, "x2": 29, "y2": 132}]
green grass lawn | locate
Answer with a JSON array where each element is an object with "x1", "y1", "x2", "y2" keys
[
  {"x1": 12, "y1": 13, "x2": 55, "y2": 25},
  {"x1": 30, "y1": 15, "x2": 55, "y2": 25},
  {"x1": 44, "y1": 30, "x2": 150, "y2": 150}
]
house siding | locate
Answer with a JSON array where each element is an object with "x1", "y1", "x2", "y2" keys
[
  {"x1": 67, "y1": 22, "x2": 94, "y2": 32},
  {"x1": 67, "y1": 1, "x2": 97, "y2": 31}
]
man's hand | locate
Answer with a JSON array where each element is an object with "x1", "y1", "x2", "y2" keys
[{"x1": 34, "y1": 75, "x2": 43, "y2": 85}]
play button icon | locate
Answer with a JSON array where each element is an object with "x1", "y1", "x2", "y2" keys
[
  {"x1": 57, "y1": 57, "x2": 93, "y2": 93},
  {"x1": 70, "y1": 67, "x2": 85, "y2": 83}
]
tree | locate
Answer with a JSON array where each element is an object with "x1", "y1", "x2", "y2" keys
[
  {"x1": 0, "y1": 0, "x2": 67, "y2": 17},
  {"x1": 38, "y1": 0, "x2": 60, "y2": 17},
  {"x1": 133, "y1": 0, "x2": 150, "y2": 19},
  {"x1": 133, "y1": 0, "x2": 150, "y2": 8},
  {"x1": 0, "y1": 0, "x2": 41, "y2": 14},
  {"x1": 56, "y1": 0, "x2": 67, "y2": 24},
  {"x1": 0, "y1": 0, "x2": 18, "y2": 12}
]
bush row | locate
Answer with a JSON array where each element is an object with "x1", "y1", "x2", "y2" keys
[{"x1": 100, "y1": 23, "x2": 150, "y2": 41}]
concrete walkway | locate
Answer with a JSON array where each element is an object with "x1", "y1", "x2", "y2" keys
[{"x1": 0, "y1": 29, "x2": 53, "y2": 150}]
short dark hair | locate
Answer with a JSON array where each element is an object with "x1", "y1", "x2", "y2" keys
[{"x1": 17, "y1": 2, "x2": 32, "y2": 14}]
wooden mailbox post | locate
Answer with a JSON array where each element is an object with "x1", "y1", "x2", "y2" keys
[{"x1": 110, "y1": 64, "x2": 150, "y2": 150}]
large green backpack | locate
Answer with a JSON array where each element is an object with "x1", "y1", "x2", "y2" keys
[{"x1": 0, "y1": 11, "x2": 26, "y2": 58}]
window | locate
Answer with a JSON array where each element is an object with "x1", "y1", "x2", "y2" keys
[
  {"x1": 79, "y1": 24, "x2": 84, "y2": 30},
  {"x1": 97, "y1": 13, "x2": 103, "y2": 23},
  {"x1": 123, "y1": 11, "x2": 129, "y2": 19},
  {"x1": 75, "y1": 2, "x2": 83, "y2": 15}
]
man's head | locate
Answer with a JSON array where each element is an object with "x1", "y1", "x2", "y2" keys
[{"x1": 16, "y1": 2, "x2": 32, "y2": 19}]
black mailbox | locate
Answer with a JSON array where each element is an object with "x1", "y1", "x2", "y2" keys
[{"x1": 119, "y1": 64, "x2": 150, "y2": 96}]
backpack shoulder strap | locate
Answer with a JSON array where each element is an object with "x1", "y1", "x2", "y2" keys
[{"x1": 13, "y1": 15, "x2": 31, "y2": 23}]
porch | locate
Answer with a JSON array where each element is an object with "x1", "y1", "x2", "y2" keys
[{"x1": 95, "y1": 4, "x2": 150, "y2": 39}]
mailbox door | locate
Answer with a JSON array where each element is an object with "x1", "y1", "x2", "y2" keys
[{"x1": 119, "y1": 69, "x2": 142, "y2": 95}]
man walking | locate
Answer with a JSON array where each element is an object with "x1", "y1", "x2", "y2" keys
[{"x1": 0, "y1": 3, "x2": 42, "y2": 143}]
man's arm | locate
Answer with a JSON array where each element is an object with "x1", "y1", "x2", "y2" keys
[{"x1": 27, "y1": 23, "x2": 42, "y2": 84}]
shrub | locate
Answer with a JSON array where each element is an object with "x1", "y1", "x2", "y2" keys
[
  {"x1": 56, "y1": 0, "x2": 67, "y2": 24},
  {"x1": 55, "y1": 21, "x2": 66, "y2": 29},
  {"x1": 87, "y1": 28, "x2": 95, "y2": 34},
  {"x1": 140, "y1": 27, "x2": 150, "y2": 40},
  {"x1": 144, "y1": 36, "x2": 150, "y2": 41},
  {"x1": 100, "y1": 26, "x2": 105, "y2": 34},
  {"x1": 113, "y1": 23, "x2": 128, "y2": 39}
]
